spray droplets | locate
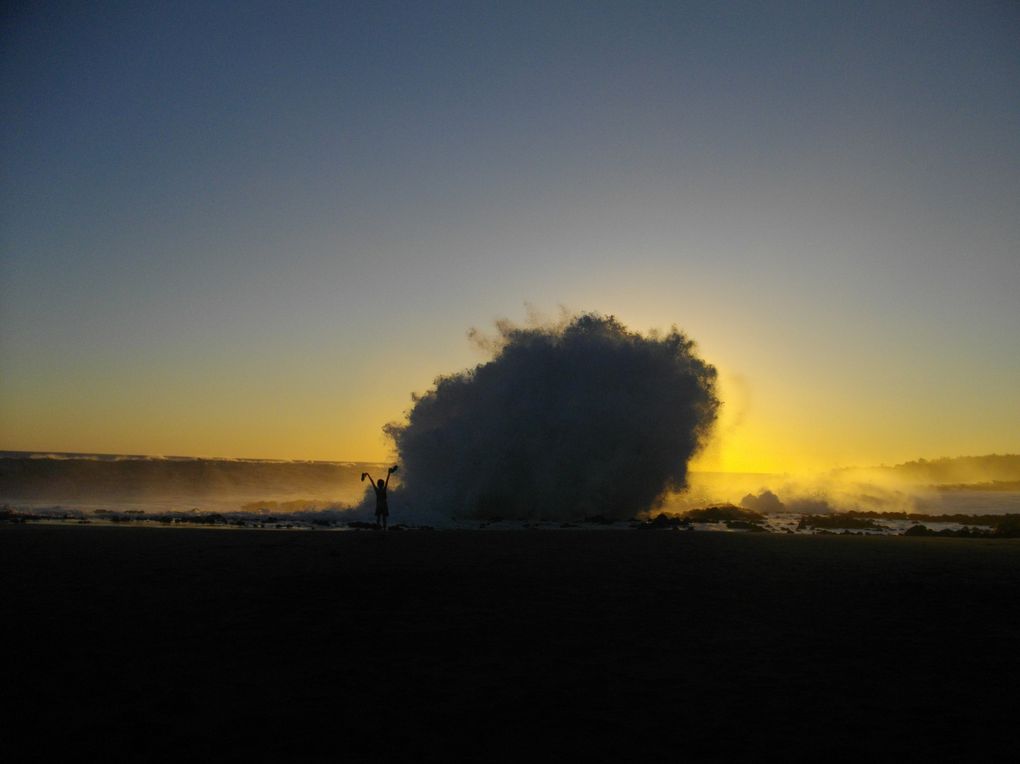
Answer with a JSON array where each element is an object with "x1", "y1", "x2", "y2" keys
[{"x1": 384, "y1": 313, "x2": 719, "y2": 520}]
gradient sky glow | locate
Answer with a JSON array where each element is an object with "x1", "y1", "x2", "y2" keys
[{"x1": 2, "y1": 1, "x2": 1018, "y2": 470}]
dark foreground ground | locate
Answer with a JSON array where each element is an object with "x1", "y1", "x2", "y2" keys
[{"x1": 3, "y1": 526, "x2": 1018, "y2": 762}]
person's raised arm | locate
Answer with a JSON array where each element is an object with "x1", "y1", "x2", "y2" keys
[
  {"x1": 385, "y1": 465, "x2": 397, "y2": 489},
  {"x1": 363, "y1": 473, "x2": 377, "y2": 491}
]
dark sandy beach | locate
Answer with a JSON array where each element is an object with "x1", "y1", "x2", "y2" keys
[{"x1": 3, "y1": 525, "x2": 1018, "y2": 761}]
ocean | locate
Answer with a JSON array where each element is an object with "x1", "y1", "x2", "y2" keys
[{"x1": 3, "y1": 451, "x2": 1019, "y2": 523}]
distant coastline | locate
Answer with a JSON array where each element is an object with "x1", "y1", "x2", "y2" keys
[{"x1": 0, "y1": 450, "x2": 388, "y2": 466}]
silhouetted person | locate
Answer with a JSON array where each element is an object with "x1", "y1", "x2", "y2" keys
[{"x1": 362, "y1": 465, "x2": 398, "y2": 529}]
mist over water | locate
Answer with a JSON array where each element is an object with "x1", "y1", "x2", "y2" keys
[
  {"x1": 0, "y1": 453, "x2": 377, "y2": 514},
  {"x1": 3, "y1": 452, "x2": 1020, "y2": 523},
  {"x1": 676, "y1": 459, "x2": 1020, "y2": 517},
  {"x1": 381, "y1": 313, "x2": 719, "y2": 520}
]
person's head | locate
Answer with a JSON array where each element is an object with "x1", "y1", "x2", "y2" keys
[{"x1": 377, "y1": 478, "x2": 385, "y2": 490}]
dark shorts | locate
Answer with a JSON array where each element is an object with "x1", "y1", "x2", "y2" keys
[{"x1": 376, "y1": 505, "x2": 389, "y2": 517}]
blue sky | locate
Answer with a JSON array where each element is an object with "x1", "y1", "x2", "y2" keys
[{"x1": 2, "y1": 1, "x2": 1018, "y2": 467}]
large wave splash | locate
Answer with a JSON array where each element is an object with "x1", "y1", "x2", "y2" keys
[{"x1": 383, "y1": 313, "x2": 719, "y2": 521}]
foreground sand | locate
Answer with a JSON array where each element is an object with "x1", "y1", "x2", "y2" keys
[{"x1": 3, "y1": 525, "x2": 1018, "y2": 761}]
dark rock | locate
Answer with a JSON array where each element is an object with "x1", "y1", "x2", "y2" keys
[
  {"x1": 638, "y1": 513, "x2": 690, "y2": 529},
  {"x1": 725, "y1": 520, "x2": 769, "y2": 532},
  {"x1": 685, "y1": 505, "x2": 765, "y2": 524},
  {"x1": 994, "y1": 515, "x2": 1020, "y2": 538},
  {"x1": 583, "y1": 515, "x2": 615, "y2": 525},
  {"x1": 798, "y1": 514, "x2": 882, "y2": 531}
]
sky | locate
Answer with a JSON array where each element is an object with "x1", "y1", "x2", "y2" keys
[{"x1": 2, "y1": 1, "x2": 1018, "y2": 472}]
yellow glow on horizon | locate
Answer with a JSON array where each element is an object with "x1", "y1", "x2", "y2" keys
[{"x1": 2, "y1": 315, "x2": 1016, "y2": 471}]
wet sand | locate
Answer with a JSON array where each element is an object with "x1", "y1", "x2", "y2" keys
[{"x1": 3, "y1": 525, "x2": 1018, "y2": 761}]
